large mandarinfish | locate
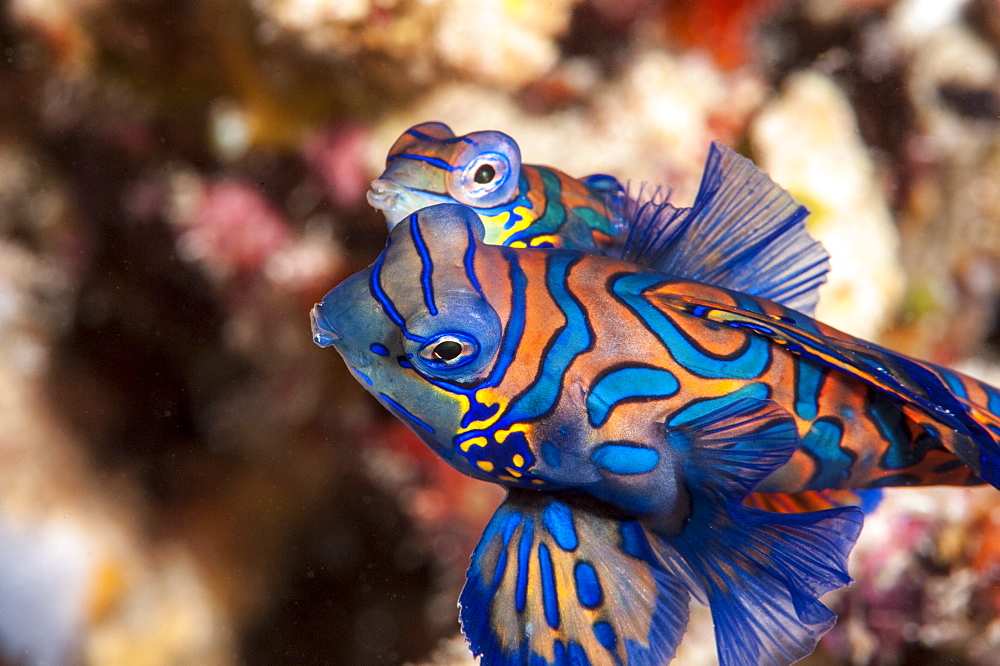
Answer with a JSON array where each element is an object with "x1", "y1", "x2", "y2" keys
[
  {"x1": 312, "y1": 203, "x2": 1000, "y2": 665},
  {"x1": 370, "y1": 123, "x2": 869, "y2": 517}
]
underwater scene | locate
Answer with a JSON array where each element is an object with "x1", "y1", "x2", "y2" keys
[{"x1": 3, "y1": 1, "x2": 1000, "y2": 664}]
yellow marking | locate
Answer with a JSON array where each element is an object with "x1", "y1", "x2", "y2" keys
[
  {"x1": 512, "y1": 454, "x2": 525, "y2": 468},
  {"x1": 460, "y1": 436, "x2": 489, "y2": 452},
  {"x1": 509, "y1": 241, "x2": 527, "y2": 248},
  {"x1": 457, "y1": 387, "x2": 507, "y2": 433},
  {"x1": 489, "y1": 205, "x2": 535, "y2": 244},
  {"x1": 477, "y1": 460, "x2": 495, "y2": 472},
  {"x1": 498, "y1": 475, "x2": 517, "y2": 482},
  {"x1": 495, "y1": 422, "x2": 530, "y2": 443},
  {"x1": 531, "y1": 479, "x2": 545, "y2": 485},
  {"x1": 694, "y1": 379, "x2": 746, "y2": 398},
  {"x1": 529, "y1": 235, "x2": 561, "y2": 247},
  {"x1": 506, "y1": 468, "x2": 522, "y2": 478}
]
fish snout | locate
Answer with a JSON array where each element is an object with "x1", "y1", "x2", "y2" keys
[
  {"x1": 310, "y1": 302, "x2": 341, "y2": 348},
  {"x1": 367, "y1": 178, "x2": 449, "y2": 227},
  {"x1": 366, "y1": 179, "x2": 401, "y2": 212},
  {"x1": 311, "y1": 270, "x2": 380, "y2": 369}
]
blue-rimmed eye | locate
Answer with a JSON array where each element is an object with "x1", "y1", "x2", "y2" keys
[
  {"x1": 418, "y1": 334, "x2": 478, "y2": 368},
  {"x1": 447, "y1": 131, "x2": 521, "y2": 208},
  {"x1": 458, "y1": 153, "x2": 511, "y2": 199}
]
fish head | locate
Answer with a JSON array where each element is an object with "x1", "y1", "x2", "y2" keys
[
  {"x1": 368, "y1": 122, "x2": 522, "y2": 228},
  {"x1": 312, "y1": 203, "x2": 508, "y2": 476}
]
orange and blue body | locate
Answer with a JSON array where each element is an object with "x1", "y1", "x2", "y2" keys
[{"x1": 312, "y1": 203, "x2": 1000, "y2": 665}]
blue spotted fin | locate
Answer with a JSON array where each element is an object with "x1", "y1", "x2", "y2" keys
[
  {"x1": 664, "y1": 397, "x2": 864, "y2": 666},
  {"x1": 618, "y1": 142, "x2": 828, "y2": 316},
  {"x1": 460, "y1": 490, "x2": 691, "y2": 666}
]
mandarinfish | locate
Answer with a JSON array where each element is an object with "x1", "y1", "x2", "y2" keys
[{"x1": 313, "y1": 202, "x2": 1000, "y2": 666}]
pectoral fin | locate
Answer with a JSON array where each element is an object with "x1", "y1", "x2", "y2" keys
[
  {"x1": 460, "y1": 399, "x2": 864, "y2": 666},
  {"x1": 663, "y1": 397, "x2": 864, "y2": 665}
]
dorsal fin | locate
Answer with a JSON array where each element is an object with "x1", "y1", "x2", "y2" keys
[{"x1": 618, "y1": 142, "x2": 829, "y2": 316}]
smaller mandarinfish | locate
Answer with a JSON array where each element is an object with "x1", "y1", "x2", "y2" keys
[
  {"x1": 367, "y1": 121, "x2": 626, "y2": 252},
  {"x1": 313, "y1": 201, "x2": 1000, "y2": 666},
  {"x1": 368, "y1": 122, "x2": 828, "y2": 316}
]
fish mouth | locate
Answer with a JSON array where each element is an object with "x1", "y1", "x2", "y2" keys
[
  {"x1": 310, "y1": 303, "x2": 341, "y2": 348},
  {"x1": 366, "y1": 179, "x2": 452, "y2": 228},
  {"x1": 366, "y1": 179, "x2": 401, "y2": 212},
  {"x1": 311, "y1": 299, "x2": 372, "y2": 370}
]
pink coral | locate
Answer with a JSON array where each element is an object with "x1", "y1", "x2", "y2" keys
[
  {"x1": 176, "y1": 181, "x2": 292, "y2": 278},
  {"x1": 303, "y1": 123, "x2": 373, "y2": 210}
]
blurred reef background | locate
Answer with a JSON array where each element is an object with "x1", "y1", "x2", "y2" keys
[{"x1": 4, "y1": 0, "x2": 1000, "y2": 664}]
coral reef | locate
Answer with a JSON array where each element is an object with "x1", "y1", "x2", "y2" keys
[{"x1": 2, "y1": 0, "x2": 1000, "y2": 664}]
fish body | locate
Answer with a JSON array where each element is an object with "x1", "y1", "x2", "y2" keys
[
  {"x1": 312, "y1": 203, "x2": 1000, "y2": 665},
  {"x1": 371, "y1": 124, "x2": 872, "y2": 515}
]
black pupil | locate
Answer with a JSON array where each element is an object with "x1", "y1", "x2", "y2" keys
[
  {"x1": 434, "y1": 340, "x2": 464, "y2": 361},
  {"x1": 474, "y1": 164, "x2": 496, "y2": 184}
]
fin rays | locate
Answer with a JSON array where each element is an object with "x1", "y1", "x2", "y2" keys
[{"x1": 615, "y1": 142, "x2": 828, "y2": 315}]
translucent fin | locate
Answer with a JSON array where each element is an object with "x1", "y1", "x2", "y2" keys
[
  {"x1": 618, "y1": 142, "x2": 829, "y2": 315},
  {"x1": 745, "y1": 489, "x2": 883, "y2": 514},
  {"x1": 460, "y1": 489, "x2": 690, "y2": 666},
  {"x1": 581, "y1": 173, "x2": 632, "y2": 248},
  {"x1": 663, "y1": 398, "x2": 864, "y2": 666}
]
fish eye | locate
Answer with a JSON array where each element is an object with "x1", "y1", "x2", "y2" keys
[
  {"x1": 432, "y1": 339, "x2": 463, "y2": 361},
  {"x1": 418, "y1": 334, "x2": 478, "y2": 368},
  {"x1": 451, "y1": 153, "x2": 512, "y2": 205},
  {"x1": 462, "y1": 157, "x2": 507, "y2": 196},
  {"x1": 474, "y1": 164, "x2": 496, "y2": 184},
  {"x1": 446, "y1": 132, "x2": 520, "y2": 208}
]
